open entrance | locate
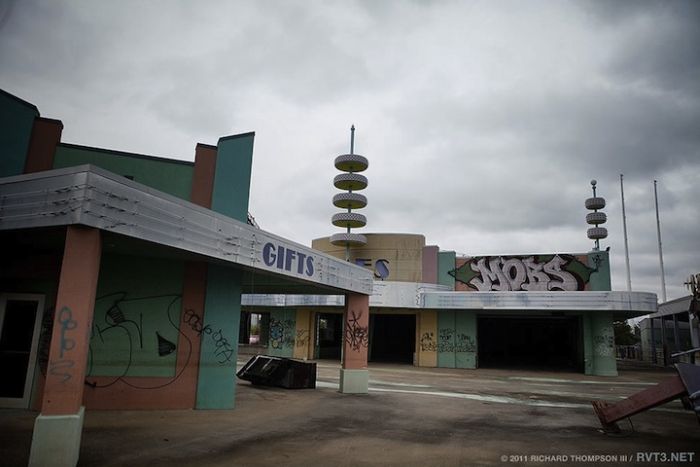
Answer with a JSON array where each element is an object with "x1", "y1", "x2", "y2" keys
[
  {"x1": 0, "y1": 294, "x2": 45, "y2": 408},
  {"x1": 478, "y1": 315, "x2": 583, "y2": 371},
  {"x1": 369, "y1": 314, "x2": 416, "y2": 364},
  {"x1": 315, "y1": 312, "x2": 343, "y2": 360},
  {"x1": 239, "y1": 311, "x2": 268, "y2": 346}
]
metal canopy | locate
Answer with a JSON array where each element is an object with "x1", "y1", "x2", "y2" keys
[
  {"x1": 0, "y1": 165, "x2": 373, "y2": 295},
  {"x1": 242, "y1": 281, "x2": 657, "y2": 318}
]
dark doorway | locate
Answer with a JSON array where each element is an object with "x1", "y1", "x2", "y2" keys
[
  {"x1": 478, "y1": 315, "x2": 582, "y2": 371},
  {"x1": 0, "y1": 297, "x2": 42, "y2": 406},
  {"x1": 316, "y1": 313, "x2": 343, "y2": 360},
  {"x1": 370, "y1": 314, "x2": 416, "y2": 364}
]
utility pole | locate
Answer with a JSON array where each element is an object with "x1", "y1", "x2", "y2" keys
[
  {"x1": 654, "y1": 180, "x2": 667, "y2": 302},
  {"x1": 620, "y1": 174, "x2": 632, "y2": 291}
]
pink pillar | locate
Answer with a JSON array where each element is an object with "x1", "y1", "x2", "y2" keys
[
  {"x1": 41, "y1": 226, "x2": 101, "y2": 414},
  {"x1": 30, "y1": 226, "x2": 101, "y2": 466},
  {"x1": 340, "y1": 293, "x2": 370, "y2": 393}
]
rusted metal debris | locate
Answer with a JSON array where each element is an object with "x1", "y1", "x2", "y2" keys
[{"x1": 592, "y1": 363, "x2": 700, "y2": 433}]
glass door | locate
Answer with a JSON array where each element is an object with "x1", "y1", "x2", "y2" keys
[{"x1": 0, "y1": 294, "x2": 45, "y2": 408}]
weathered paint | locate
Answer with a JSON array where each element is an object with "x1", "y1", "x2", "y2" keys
[
  {"x1": 587, "y1": 250, "x2": 612, "y2": 291},
  {"x1": 417, "y1": 310, "x2": 438, "y2": 367},
  {"x1": 583, "y1": 314, "x2": 593, "y2": 375},
  {"x1": 195, "y1": 265, "x2": 241, "y2": 409},
  {"x1": 451, "y1": 253, "x2": 598, "y2": 292},
  {"x1": 422, "y1": 245, "x2": 439, "y2": 284},
  {"x1": 88, "y1": 255, "x2": 184, "y2": 377},
  {"x1": 29, "y1": 407, "x2": 84, "y2": 467},
  {"x1": 342, "y1": 294, "x2": 369, "y2": 370},
  {"x1": 83, "y1": 261, "x2": 206, "y2": 410},
  {"x1": 190, "y1": 143, "x2": 217, "y2": 208},
  {"x1": 437, "y1": 310, "x2": 456, "y2": 368},
  {"x1": 293, "y1": 309, "x2": 312, "y2": 359},
  {"x1": 53, "y1": 143, "x2": 194, "y2": 201},
  {"x1": 437, "y1": 251, "x2": 456, "y2": 289},
  {"x1": 312, "y1": 233, "x2": 425, "y2": 282},
  {"x1": 24, "y1": 118, "x2": 63, "y2": 173},
  {"x1": 590, "y1": 311, "x2": 617, "y2": 376},
  {"x1": 268, "y1": 308, "x2": 296, "y2": 358},
  {"x1": 211, "y1": 132, "x2": 254, "y2": 222},
  {"x1": 0, "y1": 89, "x2": 39, "y2": 177},
  {"x1": 455, "y1": 312, "x2": 477, "y2": 369},
  {"x1": 339, "y1": 293, "x2": 370, "y2": 394},
  {"x1": 437, "y1": 310, "x2": 477, "y2": 369},
  {"x1": 42, "y1": 226, "x2": 101, "y2": 415}
]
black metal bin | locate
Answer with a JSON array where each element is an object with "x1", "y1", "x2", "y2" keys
[{"x1": 237, "y1": 355, "x2": 317, "y2": 389}]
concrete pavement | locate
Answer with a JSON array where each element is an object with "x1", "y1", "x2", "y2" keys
[{"x1": 1, "y1": 360, "x2": 698, "y2": 466}]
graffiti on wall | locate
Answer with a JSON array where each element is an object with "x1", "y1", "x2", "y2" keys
[
  {"x1": 296, "y1": 329, "x2": 310, "y2": 349},
  {"x1": 270, "y1": 318, "x2": 295, "y2": 350},
  {"x1": 449, "y1": 254, "x2": 595, "y2": 291},
  {"x1": 83, "y1": 293, "x2": 233, "y2": 389},
  {"x1": 36, "y1": 292, "x2": 237, "y2": 391},
  {"x1": 438, "y1": 328, "x2": 454, "y2": 353},
  {"x1": 183, "y1": 308, "x2": 235, "y2": 364},
  {"x1": 594, "y1": 331, "x2": 615, "y2": 358},
  {"x1": 455, "y1": 333, "x2": 476, "y2": 353},
  {"x1": 344, "y1": 310, "x2": 369, "y2": 352},
  {"x1": 420, "y1": 332, "x2": 437, "y2": 352},
  {"x1": 86, "y1": 293, "x2": 190, "y2": 389},
  {"x1": 47, "y1": 306, "x2": 78, "y2": 384},
  {"x1": 437, "y1": 329, "x2": 476, "y2": 353}
]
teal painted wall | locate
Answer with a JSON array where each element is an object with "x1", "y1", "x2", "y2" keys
[
  {"x1": 589, "y1": 311, "x2": 617, "y2": 376},
  {"x1": 583, "y1": 315, "x2": 593, "y2": 375},
  {"x1": 211, "y1": 133, "x2": 254, "y2": 222},
  {"x1": 587, "y1": 251, "x2": 611, "y2": 291},
  {"x1": 438, "y1": 251, "x2": 456, "y2": 289},
  {"x1": 0, "y1": 90, "x2": 39, "y2": 176},
  {"x1": 268, "y1": 309, "x2": 296, "y2": 358},
  {"x1": 196, "y1": 265, "x2": 241, "y2": 409},
  {"x1": 88, "y1": 254, "x2": 184, "y2": 377},
  {"x1": 53, "y1": 144, "x2": 194, "y2": 201},
  {"x1": 437, "y1": 310, "x2": 456, "y2": 368},
  {"x1": 437, "y1": 310, "x2": 477, "y2": 369}
]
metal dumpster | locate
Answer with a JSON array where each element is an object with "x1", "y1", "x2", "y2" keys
[{"x1": 236, "y1": 355, "x2": 317, "y2": 389}]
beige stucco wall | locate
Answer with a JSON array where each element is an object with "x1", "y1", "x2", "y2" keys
[
  {"x1": 312, "y1": 233, "x2": 425, "y2": 283},
  {"x1": 417, "y1": 310, "x2": 438, "y2": 367},
  {"x1": 294, "y1": 309, "x2": 313, "y2": 360}
]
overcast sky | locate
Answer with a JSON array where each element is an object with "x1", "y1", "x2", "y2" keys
[{"x1": 1, "y1": 0, "x2": 698, "y2": 301}]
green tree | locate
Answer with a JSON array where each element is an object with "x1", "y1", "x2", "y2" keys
[{"x1": 613, "y1": 320, "x2": 639, "y2": 345}]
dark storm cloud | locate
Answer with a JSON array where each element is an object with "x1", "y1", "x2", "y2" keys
[{"x1": 0, "y1": 0, "x2": 697, "y2": 300}]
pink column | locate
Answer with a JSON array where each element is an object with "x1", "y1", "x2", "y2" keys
[
  {"x1": 29, "y1": 226, "x2": 101, "y2": 467},
  {"x1": 340, "y1": 293, "x2": 370, "y2": 393},
  {"x1": 42, "y1": 226, "x2": 101, "y2": 415},
  {"x1": 342, "y1": 294, "x2": 370, "y2": 369},
  {"x1": 24, "y1": 117, "x2": 63, "y2": 174}
]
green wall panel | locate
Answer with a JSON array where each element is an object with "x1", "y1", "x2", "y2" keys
[
  {"x1": 88, "y1": 254, "x2": 184, "y2": 378},
  {"x1": 590, "y1": 311, "x2": 617, "y2": 376},
  {"x1": 211, "y1": 133, "x2": 255, "y2": 222},
  {"x1": 196, "y1": 265, "x2": 241, "y2": 409},
  {"x1": 53, "y1": 144, "x2": 194, "y2": 201},
  {"x1": 438, "y1": 251, "x2": 456, "y2": 289},
  {"x1": 0, "y1": 90, "x2": 39, "y2": 176},
  {"x1": 587, "y1": 251, "x2": 611, "y2": 291},
  {"x1": 582, "y1": 315, "x2": 594, "y2": 375},
  {"x1": 438, "y1": 310, "x2": 477, "y2": 369},
  {"x1": 268, "y1": 308, "x2": 296, "y2": 358},
  {"x1": 437, "y1": 310, "x2": 456, "y2": 368},
  {"x1": 455, "y1": 312, "x2": 477, "y2": 369}
]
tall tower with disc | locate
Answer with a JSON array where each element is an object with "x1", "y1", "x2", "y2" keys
[
  {"x1": 585, "y1": 179, "x2": 608, "y2": 251},
  {"x1": 330, "y1": 125, "x2": 368, "y2": 261}
]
